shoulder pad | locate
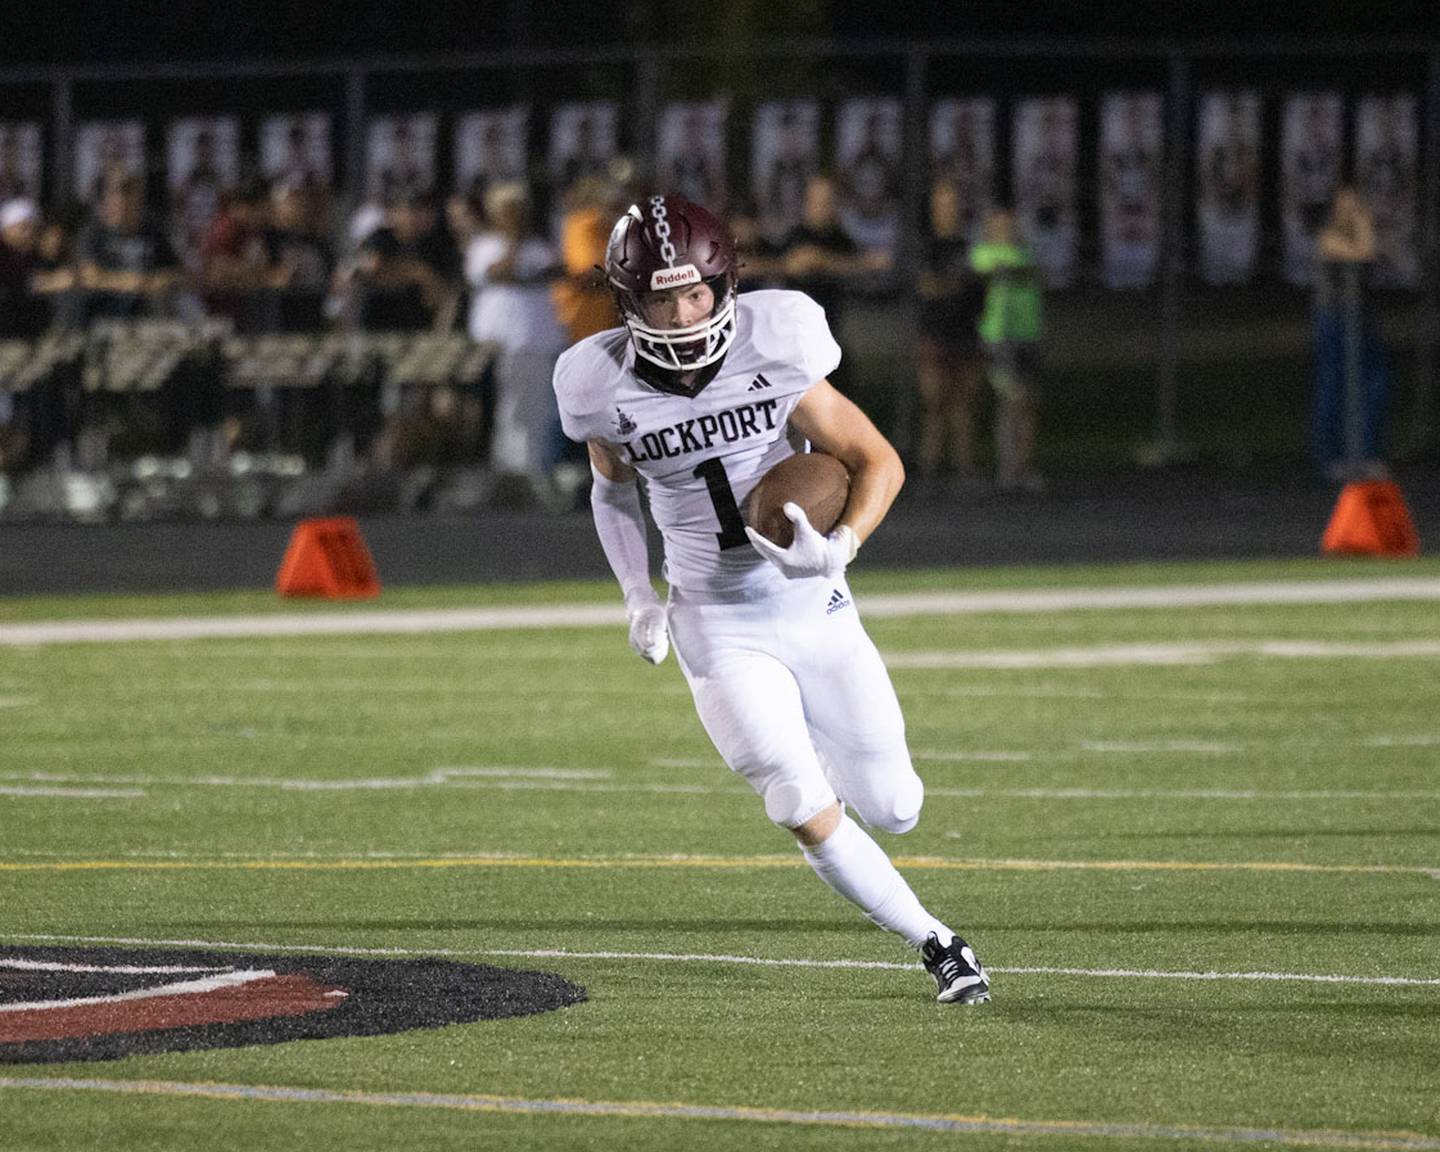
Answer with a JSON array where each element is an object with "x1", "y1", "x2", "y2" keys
[
  {"x1": 553, "y1": 327, "x2": 630, "y2": 437},
  {"x1": 738, "y1": 289, "x2": 841, "y2": 385}
]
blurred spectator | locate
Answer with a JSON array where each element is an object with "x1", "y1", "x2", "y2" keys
[
  {"x1": 0, "y1": 133, "x2": 26, "y2": 202},
  {"x1": 775, "y1": 173, "x2": 889, "y2": 388},
  {"x1": 0, "y1": 199, "x2": 51, "y2": 338},
  {"x1": 1312, "y1": 186, "x2": 1390, "y2": 480},
  {"x1": 199, "y1": 179, "x2": 280, "y2": 330},
  {"x1": 727, "y1": 199, "x2": 785, "y2": 286},
  {"x1": 550, "y1": 176, "x2": 624, "y2": 346},
  {"x1": 465, "y1": 181, "x2": 567, "y2": 494},
  {"x1": 263, "y1": 179, "x2": 334, "y2": 332},
  {"x1": 445, "y1": 191, "x2": 482, "y2": 251},
  {"x1": 970, "y1": 207, "x2": 1044, "y2": 493},
  {"x1": 0, "y1": 199, "x2": 44, "y2": 473},
  {"x1": 913, "y1": 181, "x2": 987, "y2": 493},
  {"x1": 74, "y1": 175, "x2": 181, "y2": 320},
  {"x1": 343, "y1": 193, "x2": 461, "y2": 332}
]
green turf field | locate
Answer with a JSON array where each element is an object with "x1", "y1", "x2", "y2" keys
[{"x1": 2, "y1": 559, "x2": 1439, "y2": 1151}]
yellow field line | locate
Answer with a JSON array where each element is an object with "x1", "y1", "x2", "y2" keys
[{"x1": 0, "y1": 854, "x2": 1434, "y2": 878}]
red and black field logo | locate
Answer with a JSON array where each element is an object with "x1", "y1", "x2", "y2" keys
[{"x1": 0, "y1": 945, "x2": 586, "y2": 1065}]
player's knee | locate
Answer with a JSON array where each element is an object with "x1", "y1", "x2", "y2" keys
[
  {"x1": 857, "y1": 771, "x2": 924, "y2": 835},
  {"x1": 761, "y1": 779, "x2": 836, "y2": 830}
]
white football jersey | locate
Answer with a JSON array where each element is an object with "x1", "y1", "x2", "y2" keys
[{"x1": 553, "y1": 289, "x2": 841, "y2": 597}]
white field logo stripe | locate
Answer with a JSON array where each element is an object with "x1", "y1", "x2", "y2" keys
[
  {"x1": 0, "y1": 968, "x2": 273, "y2": 1013},
  {"x1": 3, "y1": 578, "x2": 1439, "y2": 647},
  {"x1": 4, "y1": 934, "x2": 1438, "y2": 991}
]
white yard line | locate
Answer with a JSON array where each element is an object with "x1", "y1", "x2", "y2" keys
[
  {"x1": 4, "y1": 768, "x2": 1439, "y2": 804},
  {"x1": 3, "y1": 933, "x2": 1438, "y2": 991},
  {"x1": 4, "y1": 578, "x2": 1440, "y2": 647},
  {"x1": 913, "y1": 750, "x2": 1037, "y2": 762},
  {"x1": 886, "y1": 639, "x2": 1440, "y2": 669},
  {"x1": 1, "y1": 1076, "x2": 1436, "y2": 1150},
  {"x1": 0, "y1": 786, "x2": 146, "y2": 799},
  {"x1": 930, "y1": 787, "x2": 1440, "y2": 800},
  {"x1": 1077, "y1": 740, "x2": 1244, "y2": 754}
]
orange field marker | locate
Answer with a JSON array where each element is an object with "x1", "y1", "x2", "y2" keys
[{"x1": 275, "y1": 517, "x2": 381, "y2": 599}]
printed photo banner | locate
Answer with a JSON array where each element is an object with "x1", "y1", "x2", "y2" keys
[
  {"x1": 928, "y1": 98, "x2": 995, "y2": 241},
  {"x1": 656, "y1": 100, "x2": 729, "y2": 210},
  {"x1": 166, "y1": 118, "x2": 241, "y2": 259},
  {"x1": 1355, "y1": 93, "x2": 1419, "y2": 289},
  {"x1": 454, "y1": 106, "x2": 529, "y2": 200},
  {"x1": 73, "y1": 120, "x2": 146, "y2": 203},
  {"x1": 260, "y1": 113, "x2": 333, "y2": 192},
  {"x1": 1195, "y1": 90, "x2": 1261, "y2": 286},
  {"x1": 836, "y1": 96, "x2": 903, "y2": 254},
  {"x1": 366, "y1": 113, "x2": 438, "y2": 203},
  {"x1": 1099, "y1": 92, "x2": 1163, "y2": 289},
  {"x1": 548, "y1": 102, "x2": 619, "y2": 191},
  {"x1": 0, "y1": 122, "x2": 43, "y2": 202},
  {"x1": 1281, "y1": 91, "x2": 1343, "y2": 287},
  {"x1": 751, "y1": 99, "x2": 819, "y2": 241},
  {"x1": 1012, "y1": 96, "x2": 1079, "y2": 288}
]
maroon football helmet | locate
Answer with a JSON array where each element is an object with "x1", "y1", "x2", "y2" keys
[{"x1": 604, "y1": 194, "x2": 739, "y2": 372}]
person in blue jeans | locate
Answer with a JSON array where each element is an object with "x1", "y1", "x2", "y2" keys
[{"x1": 1311, "y1": 187, "x2": 1391, "y2": 482}]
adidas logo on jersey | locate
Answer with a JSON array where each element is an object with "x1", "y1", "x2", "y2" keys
[
  {"x1": 746, "y1": 374, "x2": 773, "y2": 392},
  {"x1": 826, "y1": 588, "x2": 851, "y2": 615}
]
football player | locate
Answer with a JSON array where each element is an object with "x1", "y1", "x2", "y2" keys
[{"x1": 552, "y1": 194, "x2": 989, "y2": 1004}]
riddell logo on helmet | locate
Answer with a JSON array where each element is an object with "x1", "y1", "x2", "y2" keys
[{"x1": 649, "y1": 264, "x2": 701, "y2": 290}]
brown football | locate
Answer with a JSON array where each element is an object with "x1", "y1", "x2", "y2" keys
[{"x1": 745, "y1": 451, "x2": 851, "y2": 548}]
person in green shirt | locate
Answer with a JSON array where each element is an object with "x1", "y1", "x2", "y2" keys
[{"x1": 970, "y1": 207, "x2": 1044, "y2": 492}]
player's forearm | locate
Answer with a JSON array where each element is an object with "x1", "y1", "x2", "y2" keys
[
  {"x1": 589, "y1": 465, "x2": 656, "y2": 607},
  {"x1": 837, "y1": 443, "x2": 904, "y2": 546}
]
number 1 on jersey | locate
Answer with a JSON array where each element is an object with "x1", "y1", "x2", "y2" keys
[{"x1": 693, "y1": 457, "x2": 750, "y2": 549}]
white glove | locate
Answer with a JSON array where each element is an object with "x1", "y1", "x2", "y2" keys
[
  {"x1": 626, "y1": 596, "x2": 670, "y2": 665},
  {"x1": 745, "y1": 502, "x2": 859, "y2": 580}
]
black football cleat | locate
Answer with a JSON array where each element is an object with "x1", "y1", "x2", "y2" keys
[{"x1": 921, "y1": 932, "x2": 991, "y2": 1005}]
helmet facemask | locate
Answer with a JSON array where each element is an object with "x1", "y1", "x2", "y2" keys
[{"x1": 617, "y1": 273, "x2": 738, "y2": 372}]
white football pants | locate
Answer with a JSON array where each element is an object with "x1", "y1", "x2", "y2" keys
[{"x1": 667, "y1": 575, "x2": 923, "y2": 833}]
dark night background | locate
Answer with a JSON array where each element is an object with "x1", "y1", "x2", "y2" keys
[{"x1": 2, "y1": 2, "x2": 1438, "y2": 68}]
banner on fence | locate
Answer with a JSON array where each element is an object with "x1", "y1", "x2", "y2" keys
[
  {"x1": 929, "y1": 98, "x2": 995, "y2": 242},
  {"x1": 657, "y1": 101, "x2": 729, "y2": 211},
  {"x1": 1355, "y1": 92, "x2": 1419, "y2": 289},
  {"x1": 455, "y1": 106, "x2": 529, "y2": 203},
  {"x1": 1013, "y1": 96, "x2": 1079, "y2": 288},
  {"x1": 1099, "y1": 91, "x2": 1163, "y2": 289},
  {"x1": 1281, "y1": 91, "x2": 1343, "y2": 287}
]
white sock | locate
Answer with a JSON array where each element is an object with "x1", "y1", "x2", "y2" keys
[{"x1": 801, "y1": 814, "x2": 954, "y2": 949}]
